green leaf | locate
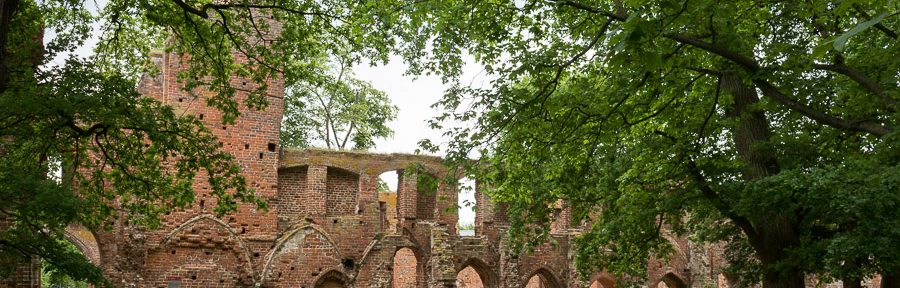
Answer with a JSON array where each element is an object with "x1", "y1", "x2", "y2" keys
[{"x1": 834, "y1": 11, "x2": 888, "y2": 52}]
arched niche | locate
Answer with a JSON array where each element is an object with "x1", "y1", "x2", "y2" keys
[
  {"x1": 260, "y1": 225, "x2": 343, "y2": 286},
  {"x1": 315, "y1": 270, "x2": 350, "y2": 288},
  {"x1": 656, "y1": 272, "x2": 688, "y2": 288},
  {"x1": 277, "y1": 165, "x2": 309, "y2": 221},
  {"x1": 456, "y1": 258, "x2": 497, "y2": 288},
  {"x1": 523, "y1": 268, "x2": 562, "y2": 288},
  {"x1": 392, "y1": 247, "x2": 424, "y2": 288},
  {"x1": 63, "y1": 224, "x2": 101, "y2": 266}
]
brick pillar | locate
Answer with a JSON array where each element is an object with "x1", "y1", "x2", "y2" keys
[
  {"x1": 397, "y1": 169, "x2": 417, "y2": 223},
  {"x1": 497, "y1": 230, "x2": 519, "y2": 288},
  {"x1": 359, "y1": 173, "x2": 383, "y2": 236},
  {"x1": 429, "y1": 225, "x2": 457, "y2": 288},
  {"x1": 550, "y1": 200, "x2": 571, "y2": 235},
  {"x1": 475, "y1": 181, "x2": 508, "y2": 243},
  {"x1": 306, "y1": 165, "x2": 327, "y2": 219},
  {"x1": 475, "y1": 181, "x2": 490, "y2": 230},
  {"x1": 359, "y1": 174, "x2": 377, "y2": 204},
  {"x1": 435, "y1": 182, "x2": 457, "y2": 235}
]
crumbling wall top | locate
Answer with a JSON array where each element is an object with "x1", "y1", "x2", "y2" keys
[{"x1": 280, "y1": 148, "x2": 449, "y2": 176}]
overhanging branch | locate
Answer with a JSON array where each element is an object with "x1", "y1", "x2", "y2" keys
[
  {"x1": 551, "y1": 0, "x2": 895, "y2": 137},
  {"x1": 753, "y1": 79, "x2": 892, "y2": 137}
]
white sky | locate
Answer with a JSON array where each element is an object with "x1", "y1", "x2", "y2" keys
[{"x1": 355, "y1": 56, "x2": 485, "y2": 228}]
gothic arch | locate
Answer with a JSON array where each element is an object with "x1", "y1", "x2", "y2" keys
[
  {"x1": 656, "y1": 272, "x2": 688, "y2": 288},
  {"x1": 261, "y1": 224, "x2": 343, "y2": 282},
  {"x1": 522, "y1": 268, "x2": 562, "y2": 288},
  {"x1": 314, "y1": 269, "x2": 351, "y2": 288},
  {"x1": 457, "y1": 257, "x2": 498, "y2": 288},
  {"x1": 63, "y1": 224, "x2": 101, "y2": 266},
  {"x1": 158, "y1": 214, "x2": 254, "y2": 274},
  {"x1": 589, "y1": 271, "x2": 616, "y2": 288},
  {"x1": 150, "y1": 214, "x2": 256, "y2": 286}
]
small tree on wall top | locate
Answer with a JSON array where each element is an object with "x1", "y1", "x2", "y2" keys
[{"x1": 280, "y1": 56, "x2": 398, "y2": 150}]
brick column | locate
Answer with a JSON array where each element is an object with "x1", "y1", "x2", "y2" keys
[
  {"x1": 475, "y1": 181, "x2": 490, "y2": 228},
  {"x1": 358, "y1": 173, "x2": 377, "y2": 204},
  {"x1": 397, "y1": 169, "x2": 417, "y2": 221},
  {"x1": 429, "y1": 225, "x2": 457, "y2": 288},
  {"x1": 306, "y1": 165, "x2": 327, "y2": 218},
  {"x1": 550, "y1": 200, "x2": 570, "y2": 235},
  {"x1": 476, "y1": 181, "x2": 508, "y2": 242},
  {"x1": 435, "y1": 182, "x2": 457, "y2": 235}
]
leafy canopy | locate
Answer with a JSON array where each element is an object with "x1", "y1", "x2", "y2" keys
[{"x1": 379, "y1": 0, "x2": 900, "y2": 285}]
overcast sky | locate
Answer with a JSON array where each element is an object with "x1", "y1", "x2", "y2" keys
[{"x1": 355, "y1": 56, "x2": 485, "y2": 228}]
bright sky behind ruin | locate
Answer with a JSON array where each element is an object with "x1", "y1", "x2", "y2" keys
[{"x1": 358, "y1": 57, "x2": 486, "y2": 228}]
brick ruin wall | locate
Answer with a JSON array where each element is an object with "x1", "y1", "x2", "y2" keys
[{"x1": 1, "y1": 40, "x2": 883, "y2": 288}]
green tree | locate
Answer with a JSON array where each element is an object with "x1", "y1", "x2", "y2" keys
[
  {"x1": 382, "y1": 1, "x2": 900, "y2": 287},
  {"x1": 40, "y1": 240, "x2": 90, "y2": 288},
  {"x1": 281, "y1": 56, "x2": 398, "y2": 150},
  {"x1": 0, "y1": 0, "x2": 399, "y2": 286}
]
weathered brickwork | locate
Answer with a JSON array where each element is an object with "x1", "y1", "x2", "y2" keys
[
  {"x1": 1, "y1": 35, "x2": 883, "y2": 288},
  {"x1": 326, "y1": 167, "x2": 360, "y2": 217}
]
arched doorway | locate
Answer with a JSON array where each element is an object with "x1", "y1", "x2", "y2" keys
[
  {"x1": 315, "y1": 270, "x2": 348, "y2": 288},
  {"x1": 523, "y1": 269, "x2": 561, "y2": 288},
  {"x1": 41, "y1": 225, "x2": 102, "y2": 287},
  {"x1": 456, "y1": 258, "x2": 497, "y2": 288},
  {"x1": 392, "y1": 248, "x2": 419, "y2": 288},
  {"x1": 457, "y1": 266, "x2": 484, "y2": 287},
  {"x1": 378, "y1": 170, "x2": 401, "y2": 233},
  {"x1": 656, "y1": 273, "x2": 688, "y2": 288},
  {"x1": 589, "y1": 272, "x2": 615, "y2": 288}
]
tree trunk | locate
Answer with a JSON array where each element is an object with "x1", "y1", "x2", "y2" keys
[
  {"x1": 721, "y1": 74, "x2": 804, "y2": 288},
  {"x1": 882, "y1": 272, "x2": 900, "y2": 288}
]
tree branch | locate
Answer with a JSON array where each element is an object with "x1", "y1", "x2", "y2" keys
[
  {"x1": 663, "y1": 33, "x2": 760, "y2": 72},
  {"x1": 551, "y1": 1, "x2": 894, "y2": 137},
  {"x1": 812, "y1": 61, "x2": 897, "y2": 110},
  {"x1": 172, "y1": 0, "x2": 334, "y2": 19},
  {"x1": 652, "y1": 130, "x2": 760, "y2": 243},
  {"x1": 753, "y1": 79, "x2": 892, "y2": 137},
  {"x1": 855, "y1": 5, "x2": 899, "y2": 39}
]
